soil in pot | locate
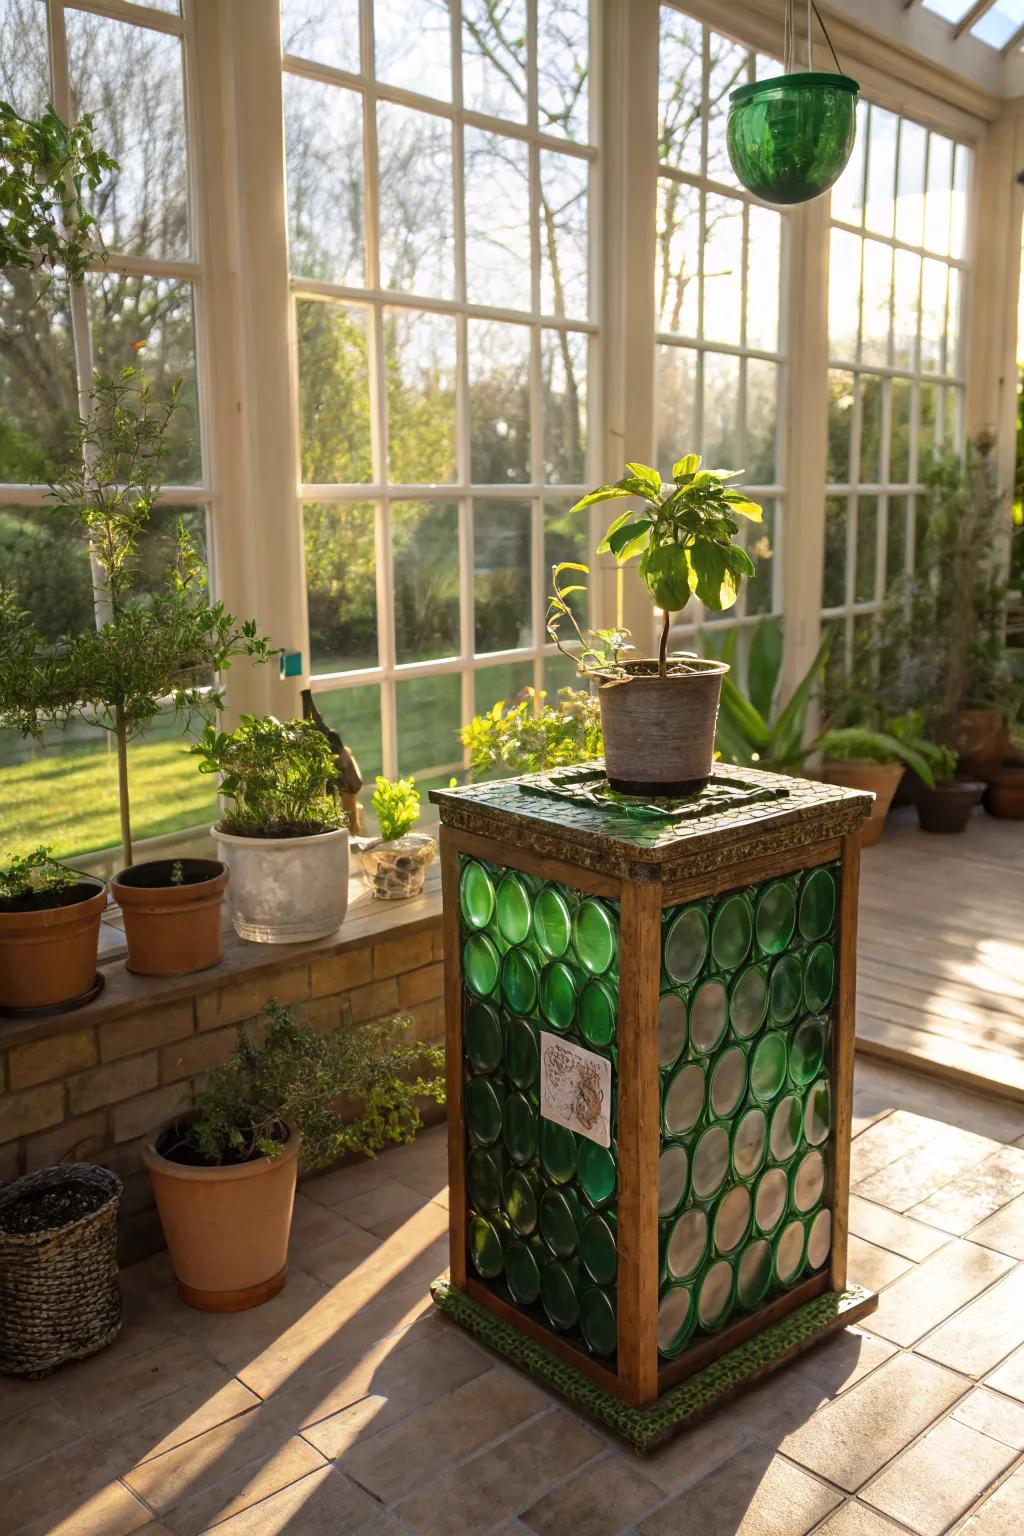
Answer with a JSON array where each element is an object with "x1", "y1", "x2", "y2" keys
[
  {"x1": 0, "y1": 878, "x2": 106, "y2": 1014},
  {"x1": 598, "y1": 658, "x2": 728, "y2": 795},
  {"x1": 0, "y1": 1176, "x2": 108, "y2": 1236},
  {"x1": 821, "y1": 761, "x2": 904, "y2": 848},
  {"x1": 980, "y1": 762, "x2": 1024, "y2": 820},
  {"x1": 913, "y1": 779, "x2": 984, "y2": 835},
  {"x1": 113, "y1": 858, "x2": 227, "y2": 977}
]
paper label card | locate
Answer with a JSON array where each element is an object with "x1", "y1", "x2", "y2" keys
[{"x1": 540, "y1": 1030, "x2": 611, "y2": 1148}]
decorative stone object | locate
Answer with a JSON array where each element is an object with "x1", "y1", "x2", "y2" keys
[{"x1": 359, "y1": 832, "x2": 436, "y2": 900}]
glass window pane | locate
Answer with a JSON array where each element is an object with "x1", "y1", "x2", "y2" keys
[
  {"x1": 378, "y1": 102, "x2": 454, "y2": 299},
  {"x1": 296, "y1": 300, "x2": 371, "y2": 484},
  {"x1": 315, "y1": 683, "x2": 384, "y2": 784},
  {"x1": 0, "y1": 0, "x2": 50, "y2": 118},
  {"x1": 0, "y1": 272, "x2": 77, "y2": 481},
  {"x1": 860, "y1": 240, "x2": 892, "y2": 368},
  {"x1": 392, "y1": 500, "x2": 459, "y2": 663},
  {"x1": 895, "y1": 119, "x2": 926, "y2": 248},
  {"x1": 892, "y1": 250, "x2": 920, "y2": 371},
  {"x1": 830, "y1": 99, "x2": 867, "y2": 227},
  {"x1": 746, "y1": 498, "x2": 776, "y2": 616},
  {"x1": 396, "y1": 673, "x2": 460, "y2": 774},
  {"x1": 943, "y1": 386, "x2": 962, "y2": 451},
  {"x1": 746, "y1": 206, "x2": 780, "y2": 353},
  {"x1": 655, "y1": 177, "x2": 700, "y2": 336},
  {"x1": 88, "y1": 274, "x2": 200, "y2": 482},
  {"x1": 859, "y1": 376, "x2": 882, "y2": 485},
  {"x1": 304, "y1": 501, "x2": 377, "y2": 672},
  {"x1": 823, "y1": 497, "x2": 848, "y2": 608},
  {"x1": 281, "y1": 0, "x2": 361, "y2": 71},
  {"x1": 544, "y1": 653, "x2": 581, "y2": 694},
  {"x1": 537, "y1": 0, "x2": 589, "y2": 142},
  {"x1": 829, "y1": 229, "x2": 861, "y2": 362},
  {"x1": 285, "y1": 77, "x2": 364, "y2": 286},
  {"x1": 67, "y1": 10, "x2": 189, "y2": 260},
  {"x1": 886, "y1": 495, "x2": 907, "y2": 592},
  {"x1": 656, "y1": 344, "x2": 696, "y2": 476},
  {"x1": 919, "y1": 380, "x2": 938, "y2": 468},
  {"x1": 855, "y1": 495, "x2": 878, "y2": 603},
  {"x1": 702, "y1": 352, "x2": 740, "y2": 467},
  {"x1": 703, "y1": 194, "x2": 743, "y2": 346},
  {"x1": 374, "y1": 0, "x2": 450, "y2": 99},
  {"x1": 542, "y1": 328, "x2": 587, "y2": 484},
  {"x1": 707, "y1": 31, "x2": 749, "y2": 185},
  {"x1": 658, "y1": 7, "x2": 703, "y2": 168},
  {"x1": 746, "y1": 359, "x2": 778, "y2": 483},
  {"x1": 544, "y1": 497, "x2": 587, "y2": 624},
  {"x1": 462, "y1": 0, "x2": 527, "y2": 120},
  {"x1": 540, "y1": 151, "x2": 589, "y2": 320},
  {"x1": 474, "y1": 498, "x2": 532, "y2": 652},
  {"x1": 920, "y1": 258, "x2": 948, "y2": 373},
  {"x1": 474, "y1": 660, "x2": 533, "y2": 715},
  {"x1": 925, "y1": 133, "x2": 953, "y2": 256},
  {"x1": 890, "y1": 378, "x2": 912, "y2": 483},
  {"x1": 827, "y1": 371, "x2": 854, "y2": 484},
  {"x1": 468, "y1": 321, "x2": 531, "y2": 484},
  {"x1": 0, "y1": 504, "x2": 92, "y2": 636},
  {"x1": 951, "y1": 143, "x2": 970, "y2": 261},
  {"x1": 464, "y1": 128, "x2": 530, "y2": 311},
  {"x1": 864, "y1": 106, "x2": 897, "y2": 238},
  {"x1": 384, "y1": 309, "x2": 457, "y2": 484},
  {"x1": 946, "y1": 267, "x2": 962, "y2": 378}
]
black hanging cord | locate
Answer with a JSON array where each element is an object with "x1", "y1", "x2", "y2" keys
[{"x1": 811, "y1": 2, "x2": 845, "y2": 75}]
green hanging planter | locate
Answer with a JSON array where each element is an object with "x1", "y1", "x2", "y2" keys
[{"x1": 727, "y1": 72, "x2": 859, "y2": 206}]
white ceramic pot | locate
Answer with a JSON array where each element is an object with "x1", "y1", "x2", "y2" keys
[{"x1": 211, "y1": 826, "x2": 349, "y2": 942}]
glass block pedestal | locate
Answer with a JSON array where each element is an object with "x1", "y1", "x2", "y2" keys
[{"x1": 430, "y1": 764, "x2": 878, "y2": 1445}]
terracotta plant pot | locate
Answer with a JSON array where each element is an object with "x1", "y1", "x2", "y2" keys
[
  {"x1": 821, "y1": 761, "x2": 904, "y2": 847},
  {"x1": 597, "y1": 658, "x2": 729, "y2": 795},
  {"x1": 0, "y1": 878, "x2": 107, "y2": 1014},
  {"x1": 950, "y1": 708, "x2": 1009, "y2": 775},
  {"x1": 980, "y1": 762, "x2": 1024, "y2": 820},
  {"x1": 113, "y1": 859, "x2": 228, "y2": 977},
  {"x1": 913, "y1": 778, "x2": 984, "y2": 834},
  {"x1": 144, "y1": 1120, "x2": 300, "y2": 1311}
]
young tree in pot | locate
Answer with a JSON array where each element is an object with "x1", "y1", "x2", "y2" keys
[
  {"x1": 550, "y1": 456, "x2": 762, "y2": 794},
  {"x1": 0, "y1": 848, "x2": 107, "y2": 1015},
  {"x1": 360, "y1": 775, "x2": 435, "y2": 900},
  {"x1": 192, "y1": 715, "x2": 350, "y2": 942},
  {"x1": 144, "y1": 999, "x2": 445, "y2": 1309}
]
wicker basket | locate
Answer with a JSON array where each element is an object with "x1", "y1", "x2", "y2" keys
[{"x1": 0, "y1": 1163, "x2": 123, "y2": 1378}]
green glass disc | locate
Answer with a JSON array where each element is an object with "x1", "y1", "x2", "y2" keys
[
  {"x1": 736, "y1": 1236, "x2": 773, "y2": 1309},
  {"x1": 690, "y1": 977, "x2": 728, "y2": 1055},
  {"x1": 732, "y1": 1105, "x2": 768, "y2": 1180},
  {"x1": 496, "y1": 871, "x2": 532, "y2": 945},
  {"x1": 465, "y1": 1075, "x2": 503, "y2": 1145},
  {"x1": 768, "y1": 953, "x2": 803, "y2": 1025},
  {"x1": 664, "y1": 905, "x2": 709, "y2": 985},
  {"x1": 710, "y1": 1043, "x2": 748, "y2": 1119},
  {"x1": 464, "y1": 999, "x2": 504, "y2": 1075},
  {"x1": 667, "y1": 1206, "x2": 708, "y2": 1282},
  {"x1": 658, "y1": 990, "x2": 688, "y2": 1069},
  {"x1": 803, "y1": 943, "x2": 835, "y2": 1013},
  {"x1": 792, "y1": 1147, "x2": 825, "y2": 1214},
  {"x1": 790, "y1": 1015, "x2": 827, "y2": 1086},
  {"x1": 540, "y1": 1118, "x2": 577, "y2": 1184},
  {"x1": 774, "y1": 1218, "x2": 806, "y2": 1286},
  {"x1": 691, "y1": 1123, "x2": 730, "y2": 1201},
  {"x1": 698, "y1": 1258, "x2": 734, "y2": 1331},
  {"x1": 572, "y1": 898, "x2": 617, "y2": 976},
  {"x1": 750, "y1": 1031, "x2": 787, "y2": 1103},
  {"x1": 539, "y1": 1186, "x2": 581, "y2": 1258},
  {"x1": 502, "y1": 1091, "x2": 538, "y2": 1166},
  {"x1": 663, "y1": 1060, "x2": 705, "y2": 1138},
  {"x1": 711, "y1": 893, "x2": 753, "y2": 972},
  {"x1": 500, "y1": 945, "x2": 539, "y2": 1015},
  {"x1": 505, "y1": 1238, "x2": 541, "y2": 1304},
  {"x1": 803, "y1": 1078, "x2": 830, "y2": 1146},
  {"x1": 713, "y1": 1184, "x2": 751, "y2": 1256},
  {"x1": 469, "y1": 1214, "x2": 504, "y2": 1278},
  {"x1": 755, "y1": 880, "x2": 797, "y2": 956},
  {"x1": 467, "y1": 1147, "x2": 503, "y2": 1215},
  {"x1": 541, "y1": 1260, "x2": 579, "y2": 1331},
  {"x1": 464, "y1": 931, "x2": 500, "y2": 998},
  {"x1": 577, "y1": 1139, "x2": 617, "y2": 1208},
  {"x1": 770, "y1": 1093, "x2": 803, "y2": 1163},
  {"x1": 730, "y1": 963, "x2": 768, "y2": 1040},
  {"x1": 806, "y1": 1206, "x2": 832, "y2": 1270},
  {"x1": 580, "y1": 1285, "x2": 616, "y2": 1357},
  {"x1": 754, "y1": 1165, "x2": 789, "y2": 1235},
  {"x1": 657, "y1": 1283, "x2": 695, "y2": 1357},
  {"x1": 799, "y1": 866, "x2": 837, "y2": 941},
  {"x1": 578, "y1": 977, "x2": 617, "y2": 1047},
  {"x1": 459, "y1": 859, "x2": 495, "y2": 930},
  {"x1": 503, "y1": 1167, "x2": 539, "y2": 1236},
  {"x1": 539, "y1": 960, "x2": 577, "y2": 1032},
  {"x1": 580, "y1": 1211, "x2": 617, "y2": 1285},
  {"x1": 658, "y1": 1144, "x2": 689, "y2": 1218},
  {"x1": 532, "y1": 885, "x2": 572, "y2": 958},
  {"x1": 504, "y1": 1016, "x2": 540, "y2": 1091}
]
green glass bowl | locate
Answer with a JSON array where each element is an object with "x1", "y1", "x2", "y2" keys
[{"x1": 727, "y1": 72, "x2": 859, "y2": 206}]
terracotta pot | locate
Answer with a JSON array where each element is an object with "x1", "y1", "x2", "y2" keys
[
  {"x1": 821, "y1": 761, "x2": 905, "y2": 847},
  {"x1": 144, "y1": 1121, "x2": 300, "y2": 1311},
  {"x1": 113, "y1": 859, "x2": 228, "y2": 977},
  {"x1": 913, "y1": 778, "x2": 984, "y2": 834},
  {"x1": 597, "y1": 658, "x2": 728, "y2": 795},
  {"x1": 980, "y1": 762, "x2": 1024, "y2": 820},
  {"x1": 950, "y1": 708, "x2": 1010, "y2": 774},
  {"x1": 0, "y1": 880, "x2": 107, "y2": 1013}
]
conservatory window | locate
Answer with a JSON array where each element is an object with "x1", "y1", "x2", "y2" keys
[
  {"x1": 282, "y1": 0, "x2": 596, "y2": 787},
  {"x1": 824, "y1": 102, "x2": 971, "y2": 665}
]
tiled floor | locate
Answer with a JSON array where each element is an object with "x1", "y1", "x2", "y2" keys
[{"x1": 3, "y1": 1058, "x2": 1024, "y2": 1536}]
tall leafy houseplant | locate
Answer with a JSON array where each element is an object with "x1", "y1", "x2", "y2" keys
[{"x1": 0, "y1": 370, "x2": 275, "y2": 865}]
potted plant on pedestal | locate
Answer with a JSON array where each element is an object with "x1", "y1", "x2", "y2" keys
[
  {"x1": 548, "y1": 456, "x2": 761, "y2": 793},
  {"x1": 0, "y1": 848, "x2": 108, "y2": 1014},
  {"x1": 144, "y1": 999, "x2": 445, "y2": 1310},
  {"x1": 192, "y1": 714, "x2": 350, "y2": 942},
  {"x1": 360, "y1": 775, "x2": 435, "y2": 900}
]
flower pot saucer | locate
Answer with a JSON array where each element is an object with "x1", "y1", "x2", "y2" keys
[{"x1": 0, "y1": 972, "x2": 105, "y2": 1020}]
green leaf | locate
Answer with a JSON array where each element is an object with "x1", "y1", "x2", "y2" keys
[
  {"x1": 814, "y1": 728, "x2": 935, "y2": 787},
  {"x1": 714, "y1": 708, "x2": 758, "y2": 767},
  {"x1": 718, "y1": 674, "x2": 772, "y2": 752},
  {"x1": 607, "y1": 521, "x2": 652, "y2": 562},
  {"x1": 570, "y1": 485, "x2": 634, "y2": 514},
  {"x1": 771, "y1": 628, "x2": 832, "y2": 764},
  {"x1": 624, "y1": 462, "x2": 662, "y2": 498},
  {"x1": 723, "y1": 492, "x2": 763, "y2": 521},
  {"x1": 747, "y1": 617, "x2": 783, "y2": 722},
  {"x1": 671, "y1": 453, "x2": 701, "y2": 481},
  {"x1": 687, "y1": 541, "x2": 742, "y2": 611},
  {"x1": 639, "y1": 544, "x2": 689, "y2": 611},
  {"x1": 595, "y1": 509, "x2": 637, "y2": 553}
]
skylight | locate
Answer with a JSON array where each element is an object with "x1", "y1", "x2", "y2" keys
[{"x1": 921, "y1": 0, "x2": 1024, "y2": 50}]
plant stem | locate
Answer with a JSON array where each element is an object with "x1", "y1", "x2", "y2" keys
[
  {"x1": 658, "y1": 607, "x2": 671, "y2": 678},
  {"x1": 115, "y1": 702, "x2": 132, "y2": 867}
]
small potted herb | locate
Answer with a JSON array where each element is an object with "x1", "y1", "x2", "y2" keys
[
  {"x1": 192, "y1": 715, "x2": 349, "y2": 942},
  {"x1": 143, "y1": 1000, "x2": 445, "y2": 1310},
  {"x1": 817, "y1": 726, "x2": 937, "y2": 847},
  {"x1": 112, "y1": 856, "x2": 228, "y2": 976},
  {"x1": 548, "y1": 456, "x2": 761, "y2": 794},
  {"x1": 0, "y1": 848, "x2": 107, "y2": 1015},
  {"x1": 360, "y1": 776, "x2": 435, "y2": 900},
  {"x1": 911, "y1": 748, "x2": 984, "y2": 834}
]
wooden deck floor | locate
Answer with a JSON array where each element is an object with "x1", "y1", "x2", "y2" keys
[{"x1": 857, "y1": 806, "x2": 1024, "y2": 1100}]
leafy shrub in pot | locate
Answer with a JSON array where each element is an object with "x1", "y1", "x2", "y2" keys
[
  {"x1": 0, "y1": 848, "x2": 107, "y2": 1014},
  {"x1": 459, "y1": 686, "x2": 603, "y2": 776},
  {"x1": 193, "y1": 715, "x2": 350, "y2": 942},
  {"x1": 360, "y1": 775, "x2": 435, "y2": 900}
]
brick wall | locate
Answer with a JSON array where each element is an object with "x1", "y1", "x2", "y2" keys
[{"x1": 0, "y1": 920, "x2": 444, "y2": 1261}]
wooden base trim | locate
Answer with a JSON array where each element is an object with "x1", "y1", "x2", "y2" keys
[
  {"x1": 656, "y1": 1271, "x2": 831, "y2": 1390},
  {"x1": 463, "y1": 1274, "x2": 626, "y2": 1399},
  {"x1": 177, "y1": 1263, "x2": 287, "y2": 1312},
  {"x1": 661, "y1": 838, "x2": 842, "y2": 907},
  {"x1": 443, "y1": 826, "x2": 622, "y2": 900}
]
